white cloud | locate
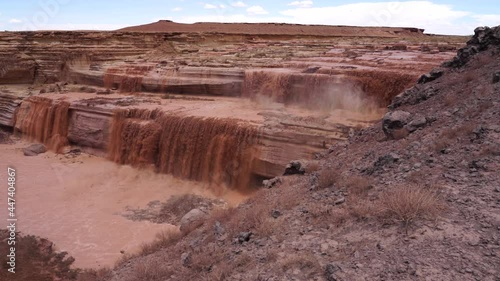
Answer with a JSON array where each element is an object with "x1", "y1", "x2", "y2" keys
[
  {"x1": 9, "y1": 18, "x2": 23, "y2": 24},
  {"x1": 288, "y1": 1, "x2": 313, "y2": 8},
  {"x1": 203, "y1": 3, "x2": 226, "y2": 9},
  {"x1": 204, "y1": 3, "x2": 217, "y2": 9},
  {"x1": 247, "y1": 5, "x2": 269, "y2": 15},
  {"x1": 172, "y1": 7, "x2": 183, "y2": 12},
  {"x1": 231, "y1": 1, "x2": 247, "y2": 8},
  {"x1": 279, "y1": 1, "x2": 478, "y2": 34}
]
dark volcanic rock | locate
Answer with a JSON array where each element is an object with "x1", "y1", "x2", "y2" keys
[
  {"x1": 443, "y1": 26, "x2": 500, "y2": 68},
  {"x1": 493, "y1": 71, "x2": 500, "y2": 83},
  {"x1": 283, "y1": 161, "x2": 306, "y2": 176},
  {"x1": 418, "y1": 69, "x2": 444, "y2": 84},
  {"x1": 382, "y1": 111, "x2": 411, "y2": 139}
]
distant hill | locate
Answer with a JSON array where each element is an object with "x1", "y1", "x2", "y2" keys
[{"x1": 118, "y1": 20, "x2": 426, "y2": 37}]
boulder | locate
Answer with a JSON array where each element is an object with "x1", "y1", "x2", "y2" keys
[
  {"x1": 417, "y1": 69, "x2": 444, "y2": 84},
  {"x1": 325, "y1": 263, "x2": 341, "y2": 281},
  {"x1": 237, "y1": 232, "x2": 252, "y2": 244},
  {"x1": 382, "y1": 111, "x2": 411, "y2": 139},
  {"x1": 283, "y1": 161, "x2": 306, "y2": 176},
  {"x1": 23, "y1": 144, "x2": 47, "y2": 156},
  {"x1": 406, "y1": 114, "x2": 428, "y2": 132},
  {"x1": 179, "y1": 208, "x2": 207, "y2": 233},
  {"x1": 263, "y1": 177, "x2": 282, "y2": 188}
]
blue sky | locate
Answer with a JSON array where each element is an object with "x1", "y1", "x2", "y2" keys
[{"x1": 0, "y1": 1, "x2": 499, "y2": 35}]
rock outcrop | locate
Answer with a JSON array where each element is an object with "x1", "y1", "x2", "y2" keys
[
  {"x1": 443, "y1": 26, "x2": 500, "y2": 68},
  {"x1": 0, "y1": 94, "x2": 23, "y2": 127}
]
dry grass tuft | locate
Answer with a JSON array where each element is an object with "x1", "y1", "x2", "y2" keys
[
  {"x1": 304, "y1": 160, "x2": 321, "y2": 173},
  {"x1": 77, "y1": 268, "x2": 113, "y2": 281},
  {"x1": 140, "y1": 229, "x2": 182, "y2": 256},
  {"x1": 378, "y1": 185, "x2": 445, "y2": 229},
  {"x1": 280, "y1": 253, "x2": 322, "y2": 278},
  {"x1": 317, "y1": 168, "x2": 341, "y2": 189},
  {"x1": 344, "y1": 176, "x2": 372, "y2": 195},
  {"x1": 131, "y1": 258, "x2": 174, "y2": 281},
  {"x1": 441, "y1": 123, "x2": 475, "y2": 140}
]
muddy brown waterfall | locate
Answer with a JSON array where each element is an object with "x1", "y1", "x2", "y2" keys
[
  {"x1": 108, "y1": 108, "x2": 260, "y2": 191},
  {"x1": 14, "y1": 96, "x2": 70, "y2": 152}
]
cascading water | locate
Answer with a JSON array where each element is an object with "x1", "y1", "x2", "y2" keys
[
  {"x1": 14, "y1": 96, "x2": 70, "y2": 153},
  {"x1": 108, "y1": 108, "x2": 260, "y2": 191}
]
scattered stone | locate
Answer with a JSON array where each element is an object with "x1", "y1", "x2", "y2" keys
[
  {"x1": 325, "y1": 263, "x2": 341, "y2": 281},
  {"x1": 214, "y1": 221, "x2": 225, "y2": 236},
  {"x1": 495, "y1": 186, "x2": 500, "y2": 193},
  {"x1": 283, "y1": 161, "x2": 306, "y2": 176},
  {"x1": 181, "y1": 252, "x2": 192, "y2": 267},
  {"x1": 418, "y1": 69, "x2": 444, "y2": 84},
  {"x1": 263, "y1": 177, "x2": 282, "y2": 188},
  {"x1": 271, "y1": 209, "x2": 282, "y2": 219},
  {"x1": 238, "y1": 232, "x2": 252, "y2": 244},
  {"x1": 179, "y1": 208, "x2": 207, "y2": 233},
  {"x1": 334, "y1": 197, "x2": 346, "y2": 205},
  {"x1": 23, "y1": 144, "x2": 47, "y2": 156},
  {"x1": 382, "y1": 111, "x2": 411, "y2": 139},
  {"x1": 375, "y1": 153, "x2": 400, "y2": 167},
  {"x1": 406, "y1": 114, "x2": 428, "y2": 132},
  {"x1": 469, "y1": 160, "x2": 487, "y2": 171},
  {"x1": 493, "y1": 71, "x2": 500, "y2": 83}
]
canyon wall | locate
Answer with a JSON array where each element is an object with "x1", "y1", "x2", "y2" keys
[{"x1": 0, "y1": 28, "x2": 465, "y2": 188}]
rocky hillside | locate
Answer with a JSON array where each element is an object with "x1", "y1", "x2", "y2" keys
[{"x1": 98, "y1": 26, "x2": 500, "y2": 281}]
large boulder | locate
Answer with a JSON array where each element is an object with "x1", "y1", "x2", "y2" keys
[
  {"x1": 23, "y1": 144, "x2": 47, "y2": 156},
  {"x1": 179, "y1": 208, "x2": 207, "y2": 233},
  {"x1": 382, "y1": 111, "x2": 411, "y2": 139},
  {"x1": 283, "y1": 160, "x2": 306, "y2": 176}
]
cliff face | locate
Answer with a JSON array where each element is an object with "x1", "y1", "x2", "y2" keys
[
  {"x1": 0, "y1": 31, "x2": 166, "y2": 84},
  {"x1": 0, "y1": 93, "x2": 22, "y2": 127}
]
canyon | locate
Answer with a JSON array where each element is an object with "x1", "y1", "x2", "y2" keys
[
  {"x1": 5, "y1": 21, "x2": 495, "y2": 279},
  {"x1": 0, "y1": 22, "x2": 465, "y2": 182}
]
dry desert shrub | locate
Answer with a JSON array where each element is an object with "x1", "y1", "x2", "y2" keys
[
  {"x1": 130, "y1": 258, "x2": 174, "y2": 281},
  {"x1": 280, "y1": 252, "x2": 322, "y2": 278},
  {"x1": 348, "y1": 198, "x2": 376, "y2": 220},
  {"x1": 304, "y1": 160, "x2": 321, "y2": 173},
  {"x1": 344, "y1": 175, "x2": 372, "y2": 195},
  {"x1": 443, "y1": 94, "x2": 455, "y2": 106},
  {"x1": 77, "y1": 268, "x2": 113, "y2": 281},
  {"x1": 441, "y1": 123, "x2": 475, "y2": 140},
  {"x1": 139, "y1": 229, "x2": 182, "y2": 256},
  {"x1": 317, "y1": 168, "x2": 341, "y2": 189},
  {"x1": 464, "y1": 71, "x2": 476, "y2": 82},
  {"x1": 378, "y1": 185, "x2": 445, "y2": 228}
]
